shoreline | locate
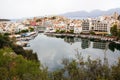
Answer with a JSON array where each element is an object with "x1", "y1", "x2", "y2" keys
[{"x1": 44, "y1": 32, "x2": 120, "y2": 44}]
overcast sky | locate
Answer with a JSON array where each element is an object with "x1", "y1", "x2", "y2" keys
[{"x1": 0, "y1": 0, "x2": 120, "y2": 19}]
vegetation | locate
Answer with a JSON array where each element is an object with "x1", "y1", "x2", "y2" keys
[
  {"x1": 110, "y1": 24, "x2": 118, "y2": 36},
  {"x1": 0, "y1": 48, "x2": 49, "y2": 80},
  {"x1": 90, "y1": 31, "x2": 96, "y2": 35},
  {"x1": 51, "y1": 16, "x2": 56, "y2": 20},
  {"x1": 118, "y1": 15, "x2": 120, "y2": 21},
  {"x1": 108, "y1": 42, "x2": 120, "y2": 52},
  {"x1": 29, "y1": 27, "x2": 34, "y2": 32},
  {"x1": 69, "y1": 30, "x2": 74, "y2": 34},
  {"x1": 56, "y1": 29, "x2": 60, "y2": 33},
  {"x1": 0, "y1": 33, "x2": 49, "y2": 80},
  {"x1": 21, "y1": 29, "x2": 29, "y2": 33},
  {"x1": 15, "y1": 29, "x2": 29, "y2": 34},
  {"x1": 1, "y1": 47, "x2": 120, "y2": 80},
  {"x1": 55, "y1": 29, "x2": 66, "y2": 33},
  {"x1": 0, "y1": 34, "x2": 10, "y2": 48},
  {"x1": 0, "y1": 19, "x2": 10, "y2": 21},
  {"x1": 60, "y1": 30, "x2": 66, "y2": 33},
  {"x1": 4, "y1": 33, "x2": 11, "y2": 36},
  {"x1": 15, "y1": 28, "x2": 34, "y2": 34},
  {"x1": 1, "y1": 33, "x2": 120, "y2": 80},
  {"x1": 110, "y1": 24, "x2": 120, "y2": 39},
  {"x1": 0, "y1": 33, "x2": 38, "y2": 61},
  {"x1": 117, "y1": 29, "x2": 120, "y2": 38},
  {"x1": 49, "y1": 53, "x2": 120, "y2": 80},
  {"x1": 56, "y1": 29, "x2": 74, "y2": 34},
  {"x1": 36, "y1": 19, "x2": 42, "y2": 22}
]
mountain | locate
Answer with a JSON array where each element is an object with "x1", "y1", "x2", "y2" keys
[{"x1": 61, "y1": 8, "x2": 120, "y2": 19}]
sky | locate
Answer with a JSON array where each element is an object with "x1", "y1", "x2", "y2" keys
[{"x1": 0, "y1": 0, "x2": 120, "y2": 19}]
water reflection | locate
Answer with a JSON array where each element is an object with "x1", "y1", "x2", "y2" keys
[
  {"x1": 54, "y1": 36, "x2": 120, "y2": 51},
  {"x1": 64, "y1": 37, "x2": 75, "y2": 44},
  {"x1": 26, "y1": 34, "x2": 120, "y2": 71},
  {"x1": 81, "y1": 39, "x2": 90, "y2": 49},
  {"x1": 93, "y1": 42, "x2": 107, "y2": 49},
  {"x1": 108, "y1": 42, "x2": 120, "y2": 52}
]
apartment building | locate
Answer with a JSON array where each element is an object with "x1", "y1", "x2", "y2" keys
[
  {"x1": 81, "y1": 18, "x2": 111, "y2": 34},
  {"x1": 82, "y1": 19, "x2": 90, "y2": 33},
  {"x1": 93, "y1": 21, "x2": 110, "y2": 34}
]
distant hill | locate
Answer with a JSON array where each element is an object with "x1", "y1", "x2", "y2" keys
[
  {"x1": 61, "y1": 8, "x2": 120, "y2": 19},
  {"x1": 0, "y1": 19, "x2": 10, "y2": 21}
]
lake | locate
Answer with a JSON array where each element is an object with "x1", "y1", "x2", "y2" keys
[{"x1": 25, "y1": 33, "x2": 120, "y2": 71}]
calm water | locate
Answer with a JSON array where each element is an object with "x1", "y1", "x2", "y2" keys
[{"x1": 25, "y1": 33, "x2": 120, "y2": 71}]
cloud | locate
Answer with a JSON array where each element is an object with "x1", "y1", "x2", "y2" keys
[{"x1": 0, "y1": 0, "x2": 120, "y2": 19}]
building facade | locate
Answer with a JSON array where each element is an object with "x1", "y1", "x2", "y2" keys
[{"x1": 82, "y1": 19, "x2": 90, "y2": 33}]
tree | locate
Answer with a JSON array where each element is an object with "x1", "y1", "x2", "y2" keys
[
  {"x1": 110, "y1": 25, "x2": 118, "y2": 36},
  {"x1": 117, "y1": 29, "x2": 120, "y2": 38},
  {"x1": 90, "y1": 31, "x2": 95, "y2": 35},
  {"x1": 21, "y1": 29, "x2": 29, "y2": 33},
  {"x1": 56, "y1": 29, "x2": 60, "y2": 33},
  {"x1": 118, "y1": 15, "x2": 120, "y2": 21},
  {"x1": 29, "y1": 27, "x2": 34, "y2": 32},
  {"x1": 36, "y1": 19, "x2": 42, "y2": 22},
  {"x1": 0, "y1": 48, "x2": 49, "y2": 80},
  {"x1": 51, "y1": 16, "x2": 56, "y2": 20},
  {"x1": 0, "y1": 34, "x2": 11, "y2": 48}
]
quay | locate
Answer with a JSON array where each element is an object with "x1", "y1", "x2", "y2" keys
[
  {"x1": 44, "y1": 33, "x2": 118, "y2": 42},
  {"x1": 9, "y1": 32, "x2": 38, "y2": 47}
]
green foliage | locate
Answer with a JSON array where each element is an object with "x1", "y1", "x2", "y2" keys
[
  {"x1": 56, "y1": 30, "x2": 66, "y2": 33},
  {"x1": 90, "y1": 31, "x2": 95, "y2": 35},
  {"x1": 51, "y1": 69, "x2": 65, "y2": 80},
  {"x1": 1, "y1": 33, "x2": 120, "y2": 80},
  {"x1": 0, "y1": 48, "x2": 49, "y2": 80},
  {"x1": 117, "y1": 29, "x2": 120, "y2": 38},
  {"x1": 0, "y1": 34, "x2": 11, "y2": 48},
  {"x1": 1, "y1": 47, "x2": 120, "y2": 80},
  {"x1": 0, "y1": 33, "x2": 38, "y2": 61},
  {"x1": 118, "y1": 15, "x2": 120, "y2": 21},
  {"x1": 49, "y1": 53, "x2": 120, "y2": 80},
  {"x1": 110, "y1": 25, "x2": 118, "y2": 36},
  {"x1": 56, "y1": 29, "x2": 60, "y2": 33},
  {"x1": 66, "y1": 30, "x2": 74, "y2": 34},
  {"x1": 110, "y1": 25, "x2": 120, "y2": 39},
  {"x1": 4, "y1": 33, "x2": 11, "y2": 36},
  {"x1": 21, "y1": 29, "x2": 29, "y2": 33},
  {"x1": 69, "y1": 30, "x2": 74, "y2": 34},
  {"x1": 60, "y1": 30, "x2": 65, "y2": 33},
  {"x1": 56, "y1": 29, "x2": 73, "y2": 34},
  {"x1": 112, "y1": 58, "x2": 120, "y2": 80},
  {"x1": 29, "y1": 27, "x2": 34, "y2": 32},
  {"x1": 11, "y1": 44, "x2": 39, "y2": 61}
]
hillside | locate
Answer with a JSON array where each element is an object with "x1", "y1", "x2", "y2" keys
[{"x1": 61, "y1": 8, "x2": 120, "y2": 18}]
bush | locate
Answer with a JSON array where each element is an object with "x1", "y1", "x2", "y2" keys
[
  {"x1": 60, "y1": 30, "x2": 65, "y2": 33},
  {"x1": 90, "y1": 31, "x2": 95, "y2": 35},
  {"x1": 29, "y1": 27, "x2": 34, "y2": 32},
  {"x1": 0, "y1": 48, "x2": 49, "y2": 80},
  {"x1": 21, "y1": 29, "x2": 29, "y2": 33},
  {"x1": 56, "y1": 29, "x2": 60, "y2": 33}
]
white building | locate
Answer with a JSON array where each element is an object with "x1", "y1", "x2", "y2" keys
[
  {"x1": 81, "y1": 18, "x2": 111, "y2": 34},
  {"x1": 93, "y1": 21, "x2": 110, "y2": 34},
  {"x1": 74, "y1": 22, "x2": 82, "y2": 34}
]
